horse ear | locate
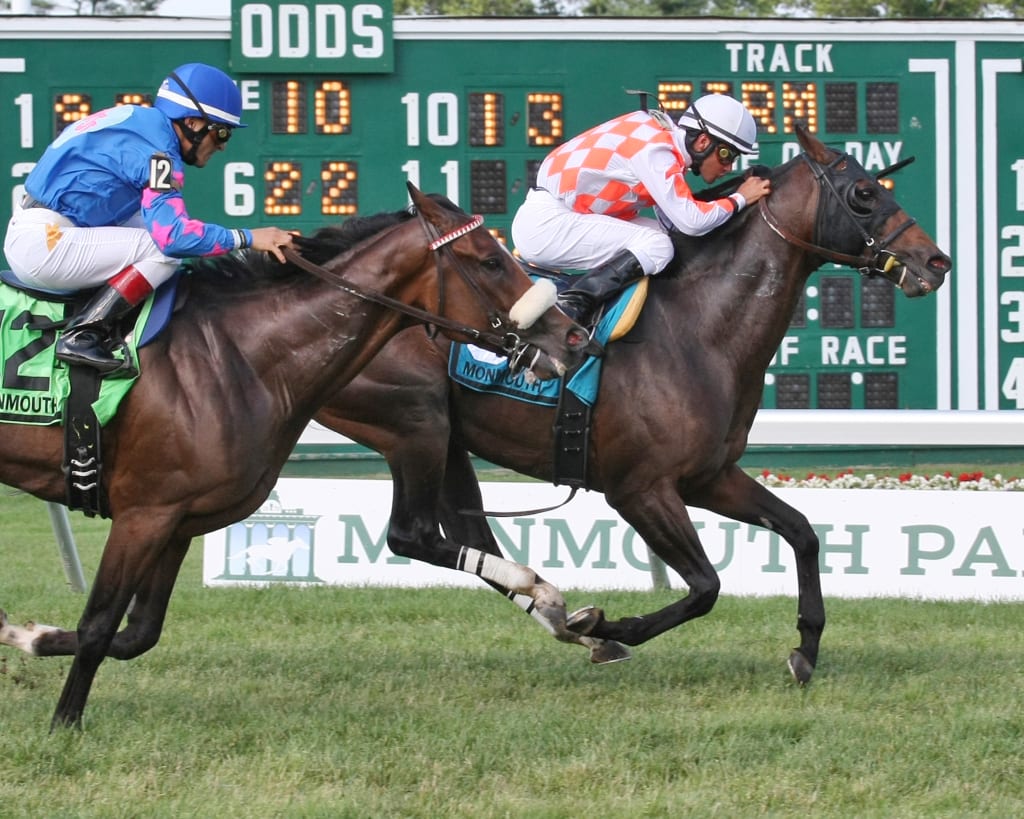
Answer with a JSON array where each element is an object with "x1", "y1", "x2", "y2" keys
[
  {"x1": 796, "y1": 124, "x2": 832, "y2": 164},
  {"x1": 407, "y1": 181, "x2": 426, "y2": 210},
  {"x1": 407, "y1": 182, "x2": 445, "y2": 219}
]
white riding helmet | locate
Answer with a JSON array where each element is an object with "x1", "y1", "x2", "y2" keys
[{"x1": 678, "y1": 93, "x2": 758, "y2": 155}]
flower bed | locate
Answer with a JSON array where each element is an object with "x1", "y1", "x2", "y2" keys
[{"x1": 755, "y1": 468, "x2": 1024, "y2": 491}]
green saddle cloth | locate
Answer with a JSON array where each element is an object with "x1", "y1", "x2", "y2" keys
[{"x1": 0, "y1": 286, "x2": 153, "y2": 426}]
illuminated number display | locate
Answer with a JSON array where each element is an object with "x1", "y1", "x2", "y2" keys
[
  {"x1": 54, "y1": 91, "x2": 152, "y2": 137},
  {"x1": 314, "y1": 80, "x2": 351, "y2": 135},
  {"x1": 469, "y1": 92, "x2": 504, "y2": 147},
  {"x1": 264, "y1": 161, "x2": 302, "y2": 215},
  {"x1": 115, "y1": 93, "x2": 152, "y2": 108},
  {"x1": 527, "y1": 93, "x2": 563, "y2": 147},
  {"x1": 782, "y1": 82, "x2": 817, "y2": 133},
  {"x1": 271, "y1": 79, "x2": 351, "y2": 134},
  {"x1": 53, "y1": 93, "x2": 91, "y2": 135},
  {"x1": 321, "y1": 160, "x2": 358, "y2": 216},
  {"x1": 271, "y1": 80, "x2": 306, "y2": 134},
  {"x1": 658, "y1": 81, "x2": 694, "y2": 115},
  {"x1": 742, "y1": 81, "x2": 777, "y2": 135}
]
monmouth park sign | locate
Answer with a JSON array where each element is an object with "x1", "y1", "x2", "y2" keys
[{"x1": 203, "y1": 479, "x2": 1024, "y2": 601}]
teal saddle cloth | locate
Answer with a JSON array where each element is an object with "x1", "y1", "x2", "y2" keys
[{"x1": 447, "y1": 280, "x2": 642, "y2": 407}]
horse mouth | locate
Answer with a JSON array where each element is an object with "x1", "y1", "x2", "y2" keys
[
  {"x1": 896, "y1": 265, "x2": 934, "y2": 296},
  {"x1": 521, "y1": 357, "x2": 567, "y2": 385},
  {"x1": 510, "y1": 346, "x2": 568, "y2": 383}
]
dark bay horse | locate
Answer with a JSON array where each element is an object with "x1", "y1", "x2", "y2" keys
[
  {"x1": 314, "y1": 127, "x2": 952, "y2": 682},
  {"x1": 0, "y1": 186, "x2": 592, "y2": 729}
]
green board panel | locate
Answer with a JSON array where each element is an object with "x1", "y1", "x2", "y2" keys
[{"x1": 2, "y1": 16, "x2": 1022, "y2": 410}]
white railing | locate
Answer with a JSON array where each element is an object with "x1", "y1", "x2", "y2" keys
[
  {"x1": 747, "y1": 410, "x2": 1024, "y2": 446},
  {"x1": 298, "y1": 410, "x2": 1024, "y2": 448}
]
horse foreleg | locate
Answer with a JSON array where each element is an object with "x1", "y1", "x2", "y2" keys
[
  {"x1": 565, "y1": 478, "x2": 724, "y2": 646},
  {"x1": 438, "y1": 441, "x2": 630, "y2": 663},
  {"x1": 451, "y1": 544, "x2": 574, "y2": 627},
  {"x1": 390, "y1": 493, "x2": 570, "y2": 629},
  {"x1": 688, "y1": 465, "x2": 824, "y2": 685},
  {"x1": 568, "y1": 469, "x2": 824, "y2": 685},
  {"x1": 50, "y1": 515, "x2": 181, "y2": 730}
]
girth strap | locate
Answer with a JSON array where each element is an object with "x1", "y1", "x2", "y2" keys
[{"x1": 63, "y1": 363, "x2": 110, "y2": 518}]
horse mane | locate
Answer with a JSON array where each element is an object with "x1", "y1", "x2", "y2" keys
[
  {"x1": 667, "y1": 164, "x2": 781, "y2": 276},
  {"x1": 182, "y1": 193, "x2": 465, "y2": 300}
]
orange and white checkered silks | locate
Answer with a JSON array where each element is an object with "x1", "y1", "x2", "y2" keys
[{"x1": 537, "y1": 112, "x2": 681, "y2": 216}]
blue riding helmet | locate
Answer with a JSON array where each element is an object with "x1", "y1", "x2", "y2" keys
[{"x1": 154, "y1": 63, "x2": 246, "y2": 128}]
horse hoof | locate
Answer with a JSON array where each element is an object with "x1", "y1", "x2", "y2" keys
[
  {"x1": 589, "y1": 640, "x2": 631, "y2": 665},
  {"x1": 566, "y1": 605, "x2": 604, "y2": 635},
  {"x1": 787, "y1": 649, "x2": 815, "y2": 686}
]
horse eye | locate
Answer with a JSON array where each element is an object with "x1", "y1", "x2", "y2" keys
[
  {"x1": 849, "y1": 185, "x2": 876, "y2": 215},
  {"x1": 481, "y1": 257, "x2": 503, "y2": 271}
]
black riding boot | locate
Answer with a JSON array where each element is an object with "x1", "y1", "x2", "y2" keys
[
  {"x1": 56, "y1": 285, "x2": 138, "y2": 373},
  {"x1": 558, "y1": 250, "x2": 646, "y2": 325}
]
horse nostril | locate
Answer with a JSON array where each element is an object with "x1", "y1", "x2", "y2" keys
[
  {"x1": 567, "y1": 328, "x2": 589, "y2": 349},
  {"x1": 929, "y1": 255, "x2": 952, "y2": 274}
]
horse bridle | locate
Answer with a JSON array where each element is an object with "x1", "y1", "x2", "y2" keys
[
  {"x1": 282, "y1": 212, "x2": 530, "y2": 356},
  {"x1": 759, "y1": 152, "x2": 918, "y2": 282}
]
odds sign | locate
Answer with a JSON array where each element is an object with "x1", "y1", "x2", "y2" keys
[{"x1": 231, "y1": 0, "x2": 393, "y2": 72}]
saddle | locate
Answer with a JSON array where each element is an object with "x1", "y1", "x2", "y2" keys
[
  {"x1": 450, "y1": 274, "x2": 649, "y2": 489},
  {"x1": 523, "y1": 264, "x2": 649, "y2": 341}
]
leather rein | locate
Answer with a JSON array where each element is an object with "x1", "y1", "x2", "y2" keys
[
  {"x1": 759, "y1": 152, "x2": 918, "y2": 281},
  {"x1": 282, "y1": 211, "x2": 529, "y2": 355}
]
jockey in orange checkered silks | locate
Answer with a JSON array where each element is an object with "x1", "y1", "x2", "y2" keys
[{"x1": 511, "y1": 93, "x2": 772, "y2": 325}]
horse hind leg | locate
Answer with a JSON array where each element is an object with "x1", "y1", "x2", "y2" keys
[
  {"x1": 50, "y1": 521, "x2": 188, "y2": 729},
  {"x1": 0, "y1": 610, "x2": 64, "y2": 655},
  {"x1": 0, "y1": 611, "x2": 140, "y2": 659},
  {"x1": 2, "y1": 534, "x2": 190, "y2": 664},
  {"x1": 440, "y1": 506, "x2": 629, "y2": 661}
]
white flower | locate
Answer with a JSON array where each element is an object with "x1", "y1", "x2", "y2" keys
[{"x1": 753, "y1": 470, "x2": 1024, "y2": 491}]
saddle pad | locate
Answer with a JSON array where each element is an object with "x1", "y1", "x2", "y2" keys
[
  {"x1": 0, "y1": 283, "x2": 157, "y2": 426},
  {"x1": 449, "y1": 278, "x2": 646, "y2": 407}
]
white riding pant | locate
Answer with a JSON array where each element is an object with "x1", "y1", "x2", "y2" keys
[
  {"x1": 510, "y1": 187, "x2": 674, "y2": 275},
  {"x1": 4, "y1": 204, "x2": 178, "y2": 292}
]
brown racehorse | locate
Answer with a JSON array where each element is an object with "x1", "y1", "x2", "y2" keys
[
  {"x1": 0, "y1": 186, "x2": 592, "y2": 730},
  {"x1": 314, "y1": 126, "x2": 952, "y2": 682}
]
